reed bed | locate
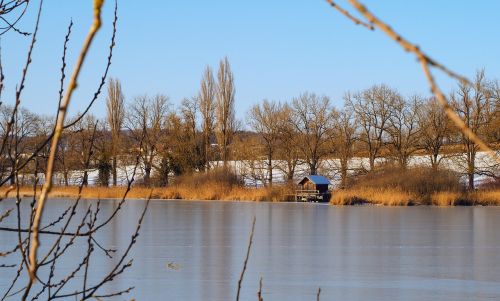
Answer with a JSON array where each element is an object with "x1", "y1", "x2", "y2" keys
[
  {"x1": 330, "y1": 188, "x2": 500, "y2": 206},
  {"x1": 1, "y1": 182, "x2": 292, "y2": 202},
  {"x1": 2, "y1": 166, "x2": 498, "y2": 206},
  {"x1": 330, "y1": 166, "x2": 500, "y2": 206},
  {"x1": 4, "y1": 185, "x2": 498, "y2": 206},
  {"x1": 330, "y1": 187, "x2": 416, "y2": 206}
]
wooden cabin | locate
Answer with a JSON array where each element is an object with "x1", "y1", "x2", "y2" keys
[{"x1": 295, "y1": 175, "x2": 331, "y2": 202}]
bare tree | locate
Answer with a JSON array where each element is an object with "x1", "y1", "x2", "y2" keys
[
  {"x1": 248, "y1": 100, "x2": 285, "y2": 186},
  {"x1": 346, "y1": 85, "x2": 396, "y2": 170},
  {"x1": 451, "y1": 70, "x2": 496, "y2": 190},
  {"x1": 488, "y1": 81, "x2": 500, "y2": 143},
  {"x1": 418, "y1": 97, "x2": 453, "y2": 169},
  {"x1": 127, "y1": 94, "x2": 169, "y2": 186},
  {"x1": 215, "y1": 57, "x2": 236, "y2": 168},
  {"x1": 70, "y1": 115, "x2": 99, "y2": 186},
  {"x1": 275, "y1": 103, "x2": 300, "y2": 183},
  {"x1": 28, "y1": 115, "x2": 54, "y2": 186},
  {"x1": 153, "y1": 105, "x2": 202, "y2": 185},
  {"x1": 0, "y1": 106, "x2": 39, "y2": 184},
  {"x1": 232, "y1": 134, "x2": 268, "y2": 187},
  {"x1": 156, "y1": 110, "x2": 197, "y2": 184},
  {"x1": 56, "y1": 114, "x2": 97, "y2": 186},
  {"x1": 95, "y1": 121, "x2": 113, "y2": 186},
  {"x1": 106, "y1": 77, "x2": 125, "y2": 186},
  {"x1": 290, "y1": 93, "x2": 333, "y2": 175},
  {"x1": 386, "y1": 95, "x2": 422, "y2": 168},
  {"x1": 181, "y1": 97, "x2": 198, "y2": 148},
  {"x1": 180, "y1": 97, "x2": 203, "y2": 172},
  {"x1": 198, "y1": 66, "x2": 216, "y2": 171},
  {"x1": 331, "y1": 107, "x2": 358, "y2": 188}
]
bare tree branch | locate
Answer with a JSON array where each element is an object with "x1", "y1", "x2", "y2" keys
[
  {"x1": 325, "y1": 0, "x2": 498, "y2": 162},
  {"x1": 236, "y1": 216, "x2": 256, "y2": 301},
  {"x1": 26, "y1": 0, "x2": 106, "y2": 295},
  {"x1": 325, "y1": 0, "x2": 373, "y2": 30}
]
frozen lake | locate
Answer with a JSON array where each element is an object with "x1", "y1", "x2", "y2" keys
[{"x1": 1, "y1": 199, "x2": 500, "y2": 300}]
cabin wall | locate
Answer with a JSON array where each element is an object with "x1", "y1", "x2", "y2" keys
[{"x1": 303, "y1": 181, "x2": 315, "y2": 190}]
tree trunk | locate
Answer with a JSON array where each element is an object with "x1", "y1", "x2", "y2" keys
[
  {"x1": 158, "y1": 157, "x2": 170, "y2": 187},
  {"x1": 286, "y1": 161, "x2": 295, "y2": 184},
  {"x1": 399, "y1": 155, "x2": 408, "y2": 170},
  {"x1": 431, "y1": 153, "x2": 439, "y2": 170},
  {"x1": 205, "y1": 134, "x2": 210, "y2": 172},
  {"x1": 369, "y1": 154, "x2": 375, "y2": 171},
  {"x1": 309, "y1": 160, "x2": 317, "y2": 175},
  {"x1": 340, "y1": 158, "x2": 348, "y2": 189},
  {"x1": 467, "y1": 162, "x2": 475, "y2": 190},
  {"x1": 112, "y1": 156, "x2": 117, "y2": 186},
  {"x1": 222, "y1": 144, "x2": 229, "y2": 170},
  {"x1": 267, "y1": 151, "x2": 273, "y2": 187},
  {"x1": 144, "y1": 164, "x2": 151, "y2": 187},
  {"x1": 466, "y1": 146, "x2": 476, "y2": 191},
  {"x1": 83, "y1": 170, "x2": 88, "y2": 187}
]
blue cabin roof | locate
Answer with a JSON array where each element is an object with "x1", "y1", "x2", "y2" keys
[{"x1": 299, "y1": 175, "x2": 331, "y2": 185}]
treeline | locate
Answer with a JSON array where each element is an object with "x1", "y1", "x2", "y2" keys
[{"x1": 1, "y1": 59, "x2": 498, "y2": 190}]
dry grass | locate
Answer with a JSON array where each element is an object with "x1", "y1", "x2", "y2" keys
[
  {"x1": 0, "y1": 185, "x2": 291, "y2": 202},
  {"x1": 1, "y1": 185, "x2": 155, "y2": 200},
  {"x1": 331, "y1": 188, "x2": 500, "y2": 206},
  {"x1": 3, "y1": 185, "x2": 499, "y2": 206},
  {"x1": 347, "y1": 166, "x2": 462, "y2": 196},
  {"x1": 430, "y1": 191, "x2": 463, "y2": 206},
  {"x1": 330, "y1": 187, "x2": 415, "y2": 206},
  {"x1": 3, "y1": 166, "x2": 498, "y2": 206},
  {"x1": 431, "y1": 190, "x2": 500, "y2": 206},
  {"x1": 467, "y1": 190, "x2": 500, "y2": 205},
  {"x1": 331, "y1": 165, "x2": 500, "y2": 206}
]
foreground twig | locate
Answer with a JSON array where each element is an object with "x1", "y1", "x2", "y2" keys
[
  {"x1": 257, "y1": 277, "x2": 263, "y2": 301},
  {"x1": 0, "y1": 0, "x2": 42, "y2": 167},
  {"x1": 325, "y1": 0, "x2": 498, "y2": 162},
  {"x1": 325, "y1": 0, "x2": 373, "y2": 30},
  {"x1": 0, "y1": 0, "x2": 118, "y2": 187},
  {"x1": 26, "y1": 0, "x2": 105, "y2": 294},
  {"x1": 0, "y1": 0, "x2": 30, "y2": 36},
  {"x1": 236, "y1": 216, "x2": 256, "y2": 301}
]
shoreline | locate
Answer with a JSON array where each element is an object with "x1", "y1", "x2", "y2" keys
[{"x1": 2, "y1": 185, "x2": 499, "y2": 206}]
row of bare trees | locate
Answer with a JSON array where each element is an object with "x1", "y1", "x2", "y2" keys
[
  {"x1": 0, "y1": 57, "x2": 238, "y2": 187},
  {"x1": 1, "y1": 69, "x2": 498, "y2": 190},
  {"x1": 245, "y1": 71, "x2": 498, "y2": 190}
]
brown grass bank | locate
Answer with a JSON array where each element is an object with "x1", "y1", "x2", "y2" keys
[
  {"x1": 2, "y1": 168, "x2": 498, "y2": 205},
  {"x1": 5, "y1": 185, "x2": 498, "y2": 206},
  {"x1": 330, "y1": 188, "x2": 500, "y2": 206},
  {"x1": 0, "y1": 185, "x2": 291, "y2": 202},
  {"x1": 330, "y1": 166, "x2": 500, "y2": 206},
  {"x1": 1, "y1": 170, "x2": 294, "y2": 202}
]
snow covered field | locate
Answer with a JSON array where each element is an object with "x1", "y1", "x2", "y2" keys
[{"x1": 33, "y1": 151, "x2": 498, "y2": 189}]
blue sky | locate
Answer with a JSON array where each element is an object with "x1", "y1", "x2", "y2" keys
[{"x1": 3, "y1": 1, "x2": 500, "y2": 122}]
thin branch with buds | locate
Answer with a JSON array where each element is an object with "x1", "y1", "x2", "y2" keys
[
  {"x1": 325, "y1": 0, "x2": 498, "y2": 162},
  {"x1": 27, "y1": 0, "x2": 106, "y2": 295}
]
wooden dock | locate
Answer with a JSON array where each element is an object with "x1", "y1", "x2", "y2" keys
[{"x1": 294, "y1": 189, "x2": 330, "y2": 202}]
